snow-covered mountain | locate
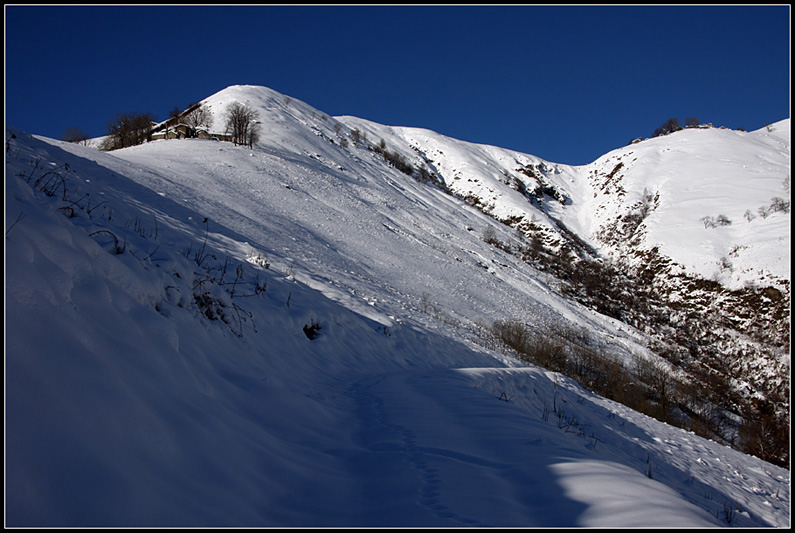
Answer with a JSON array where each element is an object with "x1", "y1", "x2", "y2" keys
[{"x1": 5, "y1": 84, "x2": 790, "y2": 527}]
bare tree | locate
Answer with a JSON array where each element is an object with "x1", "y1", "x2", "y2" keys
[
  {"x1": 168, "y1": 106, "x2": 182, "y2": 122},
  {"x1": 653, "y1": 117, "x2": 683, "y2": 137},
  {"x1": 61, "y1": 127, "x2": 90, "y2": 145},
  {"x1": 350, "y1": 128, "x2": 364, "y2": 145},
  {"x1": 224, "y1": 102, "x2": 260, "y2": 147},
  {"x1": 102, "y1": 112, "x2": 156, "y2": 150},
  {"x1": 182, "y1": 103, "x2": 213, "y2": 130}
]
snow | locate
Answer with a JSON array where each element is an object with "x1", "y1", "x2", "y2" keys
[
  {"x1": 5, "y1": 84, "x2": 790, "y2": 527},
  {"x1": 583, "y1": 123, "x2": 791, "y2": 289},
  {"x1": 340, "y1": 111, "x2": 789, "y2": 292}
]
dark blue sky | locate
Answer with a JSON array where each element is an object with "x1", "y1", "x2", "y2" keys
[{"x1": 5, "y1": 5, "x2": 790, "y2": 165}]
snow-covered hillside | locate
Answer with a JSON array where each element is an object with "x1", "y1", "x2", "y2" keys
[
  {"x1": 339, "y1": 112, "x2": 789, "y2": 290},
  {"x1": 584, "y1": 122, "x2": 790, "y2": 290},
  {"x1": 5, "y1": 84, "x2": 790, "y2": 527}
]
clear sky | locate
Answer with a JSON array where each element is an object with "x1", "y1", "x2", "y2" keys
[{"x1": 4, "y1": 5, "x2": 790, "y2": 165}]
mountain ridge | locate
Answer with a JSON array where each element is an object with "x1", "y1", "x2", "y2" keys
[{"x1": 5, "y1": 83, "x2": 790, "y2": 526}]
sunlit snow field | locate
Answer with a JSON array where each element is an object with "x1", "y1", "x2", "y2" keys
[{"x1": 5, "y1": 85, "x2": 790, "y2": 527}]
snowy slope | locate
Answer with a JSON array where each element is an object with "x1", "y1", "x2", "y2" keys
[
  {"x1": 333, "y1": 108, "x2": 790, "y2": 431},
  {"x1": 5, "y1": 85, "x2": 791, "y2": 527},
  {"x1": 582, "y1": 122, "x2": 790, "y2": 290},
  {"x1": 339, "y1": 113, "x2": 789, "y2": 289},
  {"x1": 49, "y1": 86, "x2": 643, "y2": 357}
]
